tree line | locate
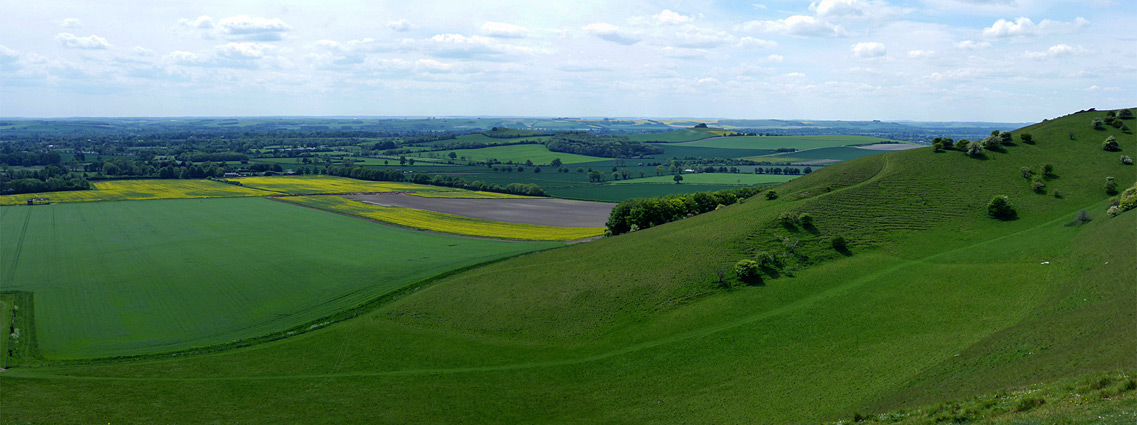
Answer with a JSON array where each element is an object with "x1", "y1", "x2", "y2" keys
[{"x1": 606, "y1": 186, "x2": 765, "y2": 235}]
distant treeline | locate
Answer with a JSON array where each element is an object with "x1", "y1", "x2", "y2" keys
[
  {"x1": 606, "y1": 186, "x2": 765, "y2": 235},
  {"x1": 1, "y1": 165, "x2": 90, "y2": 195},
  {"x1": 545, "y1": 132, "x2": 663, "y2": 158},
  {"x1": 323, "y1": 165, "x2": 546, "y2": 197},
  {"x1": 0, "y1": 151, "x2": 63, "y2": 167}
]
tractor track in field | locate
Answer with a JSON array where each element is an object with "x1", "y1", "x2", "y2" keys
[
  {"x1": 3, "y1": 208, "x2": 33, "y2": 285},
  {"x1": 3, "y1": 195, "x2": 1083, "y2": 384}
]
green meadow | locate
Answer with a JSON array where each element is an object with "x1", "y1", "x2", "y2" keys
[
  {"x1": 429, "y1": 144, "x2": 607, "y2": 165},
  {"x1": 0, "y1": 197, "x2": 556, "y2": 359}
]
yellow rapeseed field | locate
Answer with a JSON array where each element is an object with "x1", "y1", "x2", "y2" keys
[
  {"x1": 281, "y1": 195, "x2": 602, "y2": 241},
  {"x1": 235, "y1": 175, "x2": 446, "y2": 195},
  {"x1": 0, "y1": 180, "x2": 270, "y2": 206}
]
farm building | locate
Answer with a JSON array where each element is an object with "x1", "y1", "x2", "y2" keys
[{"x1": 27, "y1": 197, "x2": 50, "y2": 205}]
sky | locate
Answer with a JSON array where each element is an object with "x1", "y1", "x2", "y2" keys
[{"x1": 1, "y1": 0, "x2": 1133, "y2": 122}]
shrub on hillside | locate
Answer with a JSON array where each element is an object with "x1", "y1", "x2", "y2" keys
[
  {"x1": 965, "y1": 140, "x2": 984, "y2": 157},
  {"x1": 1020, "y1": 133, "x2": 1033, "y2": 144},
  {"x1": 1031, "y1": 177, "x2": 1046, "y2": 193},
  {"x1": 1092, "y1": 118, "x2": 1105, "y2": 130},
  {"x1": 999, "y1": 131, "x2": 1013, "y2": 145},
  {"x1": 1041, "y1": 163, "x2": 1054, "y2": 176},
  {"x1": 1020, "y1": 166, "x2": 1033, "y2": 179},
  {"x1": 987, "y1": 195, "x2": 1016, "y2": 220},
  {"x1": 831, "y1": 235, "x2": 848, "y2": 251},
  {"x1": 1119, "y1": 109, "x2": 1134, "y2": 119},
  {"x1": 765, "y1": 189, "x2": 778, "y2": 200},
  {"x1": 1120, "y1": 186, "x2": 1137, "y2": 211},
  {"x1": 734, "y1": 259, "x2": 761, "y2": 284},
  {"x1": 798, "y1": 213, "x2": 814, "y2": 227},
  {"x1": 1102, "y1": 136, "x2": 1120, "y2": 151},
  {"x1": 1122, "y1": 155, "x2": 1133, "y2": 165},
  {"x1": 778, "y1": 211, "x2": 797, "y2": 226},
  {"x1": 754, "y1": 250, "x2": 779, "y2": 268},
  {"x1": 1105, "y1": 177, "x2": 1118, "y2": 195}
]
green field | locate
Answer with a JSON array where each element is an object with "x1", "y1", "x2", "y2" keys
[
  {"x1": 746, "y1": 146, "x2": 889, "y2": 164},
  {"x1": 626, "y1": 128, "x2": 724, "y2": 143},
  {"x1": 1, "y1": 110, "x2": 1133, "y2": 424},
  {"x1": 678, "y1": 135, "x2": 898, "y2": 150},
  {"x1": 612, "y1": 173, "x2": 795, "y2": 185},
  {"x1": 0, "y1": 197, "x2": 556, "y2": 358},
  {"x1": 429, "y1": 144, "x2": 608, "y2": 165}
]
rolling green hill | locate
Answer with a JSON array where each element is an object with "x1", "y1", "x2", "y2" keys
[{"x1": 2, "y1": 109, "x2": 1134, "y2": 424}]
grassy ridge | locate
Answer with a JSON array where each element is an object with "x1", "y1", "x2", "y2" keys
[{"x1": 1, "y1": 109, "x2": 1133, "y2": 423}]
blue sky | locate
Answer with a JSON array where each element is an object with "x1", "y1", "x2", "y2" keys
[{"x1": 1, "y1": 0, "x2": 1132, "y2": 121}]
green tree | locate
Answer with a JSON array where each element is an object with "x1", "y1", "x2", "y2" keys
[
  {"x1": 987, "y1": 195, "x2": 1016, "y2": 220},
  {"x1": 1092, "y1": 118, "x2": 1105, "y2": 130},
  {"x1": 733, "y1": 259, "x2": 760, "y2": 284},
  {"x1": 798, "y1": 212, "x2": 813, "y2": 227},
  {"x1": 549, "y1": 158, "x2": 562, "y2": 167},
  {"x1": 1105, "y1": 176, "x2": 1118, "y2": 195},
  {"x1": 1103, "y1": 136, "x2": 1120, "y2": 151},
  {"x1": 1119, "y1": 109, "x2": 1134, "y2": 119},
  {"x1": 1020, "y1": 133, "x2": 1033, "y2": 144},
  {"x1": 673, "y1": 174, "x2": 683, "y2": 184},
  {"x1": 999, "y1": 131, "x2": 1013, "y2": 145},
  {"x1": 831, "y1": 235, "x2": 848, "y2": 251},
  {"x1": 765, "y1": 189, "x2": 777, "y2": 200}
]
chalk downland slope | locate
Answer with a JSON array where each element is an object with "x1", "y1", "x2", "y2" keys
[{"x1": 2, "y1": 109, "x2": 1134, "y2": 424}]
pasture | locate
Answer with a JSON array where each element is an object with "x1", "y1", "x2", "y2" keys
[
  {"x1": 612, "y1": 173, "x2": 796, "y2": 185},
  {"x1": 0, "y1": 197, "x2": 557, "y2": 358},
  {"x1": 675, "y1": 135, "x2": 900, "y2": 150},
  {"x1": 744, "y1": 147, "x2": 888, "y2": 164},
  {"x1": 281, "y1": 195, "x2": 605, "y2": 241},
  {"x1": 234, "y1": 175, "x2": 444, "y2": 194},
  {"x1": 429, "y1": 144, "x2": 608, "y2": 165}
]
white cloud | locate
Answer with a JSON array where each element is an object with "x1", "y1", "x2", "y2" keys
[
  {"x1": 1024, "y1": 44, "x2": 1087, "y2": 59},
  {"x1": 55, "y1": 33, "x2": 111, "y2": 50},
  {"x1": 809, "y1": 0, "x2": 907, "y2": 20},
  {"x1": 737, "y1": 37, "x2": 777, "y2": 49},
  {"x1": 217, "y1": 15, "x2": 291, "y2": 41},
  {"x1": 178, "y1": 15, "x2": 216, "y2": 30},
  {"x1": 178, "y1": 15, "x2": 291, "y2": 41},
  {"x1": 671, "y1": 26, "x2": 735, "y2": 48},
  {"x1": 583, "y1": 23, "x2": 640, "y2": 45},
  {"x1": 851, "y1": 42, "x2": 886, "y2": 57},
  {"x1": 387, "y1": 19, "x2": 412, "y2": 32},
  {"x1": 482, "y1": 22, "x2": 530, "y2": 38},
  {"x1": 766, "y1": 54, "x2": 784, "y2": 63},
  {"x1": 56, "y1": 18, "x2": 82, "y2": 28},
  {"x1": 955, "y1": 40, "x2": 991, "y2": 49},
  {"x1": 982, "y1": 17, "x2": 1089, "y2": 39},
  {"x1": 742, "y1": 15, "x2": 847, "y2": 38},
  {"x1": 425, "y1": 34, "x2": 540, "y2": 61},
  {"x1": 164, "y1": 42, "x2": 281, "y2": 68},
  {"x1": 907, "y1": 49, "x2": 934, "y2": 58},
  {"x1": 656, "y1": 10, "x2": 692, "y2": 24}
]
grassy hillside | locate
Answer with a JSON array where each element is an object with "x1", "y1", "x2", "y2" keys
[{"x1": 2, "y1": 109, "x2": 1133, "y2": 423}]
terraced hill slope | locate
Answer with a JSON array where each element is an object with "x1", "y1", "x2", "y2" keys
[{"x1": 2, "y1": 109, "x2": 1133, "y2": 424}]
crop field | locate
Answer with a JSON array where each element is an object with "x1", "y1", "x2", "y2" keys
[
  {"x1": 280, "y1": 195, "x2": 605, "y2": 241},
  {"x1": 676, "y1": 135, "x2": 899, "y2": 150},
  {"x1": 627, "y1": 128, "x2": 722, "y2": 143},
  {"x1": 0, "y1": 197, "x2": 557, "y2": 358},
  {"x1": 612, "y1": 173, "x2": 795, "y2": 185},
  {"x1": 345, "y1": 193, "x2": 613, "y2": 227},
  {"x1": 234, "y1": 175, "x2": 452, "y2": 195},
  {"x1": 547, "y1": 182, "x2": 744, "y2": 202},
  {"x1": 744, "y1": 147, "x2": 888, "y2": 164},
  {"x1": 431, "y1": 144, "x2": 608, "y2": 165},
  {"x1": 0, "y1": 179, "x2": 271, "y2": 205}
]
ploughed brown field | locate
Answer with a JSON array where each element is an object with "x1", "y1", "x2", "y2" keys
[{"x1": 346, "y1": 193, "x2": 616, "y2": 228}]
